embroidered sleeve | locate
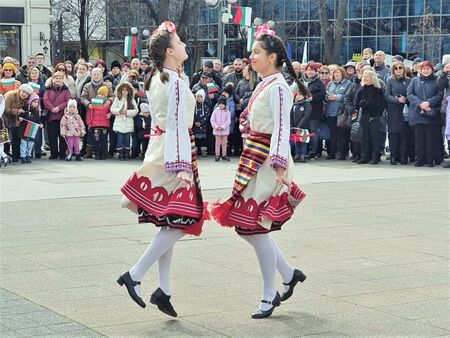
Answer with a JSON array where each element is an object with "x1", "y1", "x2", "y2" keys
[
  {"x1": 268, "y1": 84, "x2": 292, "y2": 169},
  {"x1": 164, "y1": 77, "x2": 192, "y2": 174}
]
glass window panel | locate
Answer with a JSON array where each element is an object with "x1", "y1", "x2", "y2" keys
[
  {"x1": 310, "y1": 21, "x2": 321, "y2": 36},
  {"x1": 310, "y1": 2, "x2": 319, "y2": 20},
  {"x1": 377, "y1": 36, "x2": 392, "y2": 54},
  {"x1": 349, "y1": 37, "x2": 362, "y2": 55},
  {"x1": 349, "y1": 20, "x2": 362, "y2": 36},
  {"x1": 442, "y1": 16, "x2": 450, "y2": 32},
  {"x1": 362, "y1": 36, "x2": 376, "y2": 51},
  {"x1": 408, "y1": 17, "x2": 421, "y2": 34},
  {"x1": 0, "y1": 25, "x2": 21, "y2": 60},
  {"x1": 425, "y1": 0, "x2": 440, "y2": 14},
  {"x1": 392, "y1": 35, "x2": 408, "y2": 55},
  {"x1": 423, "y1": 34, "x2": 442, "y2": 63},
  {"x1": 327, "y1": 0, "x2": 335, "y2": 19},
  {"x1": 340, "y1": 38, "x2": 348, "y2": 64},
  {"x1": 363, "y1": 0, "x2": 377, "y2": 17},
  {"x1": 274, "y1": 0, "x2": 285, "y2": 21},
  {"x1": 309, "y1": 38, "x2": 321, "y2": 62},
  {"x1": 263, "y1": 0, "x2": 274, "y2": 19},
  {"x1": 379, "y1": 0, "x2": 392, "y2": 17},
  {"x1": 297, "y1": 0, "x2": 309, "y2": 20},
  {"x1": 407, "y1": 35, "x2": 423, "y2": 59},
  {"x1": 393, "y1": 18, "x2": 407, "y2": 34},
  {"x1": 285, "y1": 0, "x2": 296, "y2": 21},
  {"x1": 409, "y1": 0, "x2": 424, "y2": 16},
  {"x1": 363, "y1": 19, "x2": 377, "y2": 35},
  {"x1": 443, "y1": 36, "x2": 450, "y2": 56},
  {"x1": 349, "y1": 0, "x2": 362, "y2": 18},
  {"x1": 297, "y1": 22, "x2": 309, "y2": 36},
  {"x1": 393, "y1": 0, "x2": 408, "y2": 16},
  {"x1": 444, "y1": 1, "x2": 450, "y2": 15},
  {"x1": 251, "y1": 0, "x2": 264, "y2": 18},
  {"x1": 378, "y1": 18, "x2": 392, "y2": 35}
]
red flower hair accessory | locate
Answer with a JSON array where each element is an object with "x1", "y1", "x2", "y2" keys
[
  {"x1": 254, "y1": 24, "x2": 276, "y2": 38},
  {"x1": 152, "y1": 21, "x2": 177, "y2": 37}
]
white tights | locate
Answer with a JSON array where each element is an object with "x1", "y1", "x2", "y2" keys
[
  {"x1": 128, "y1": 227, "x2": 184, "y2": 296},
  {"x1": 0, "y1": 144, "x2": 7, "y2": 159},
  {"x1": 240, "y1": 233, "x2": 294, "y2": 311}
]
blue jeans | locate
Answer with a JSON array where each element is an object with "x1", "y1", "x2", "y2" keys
[
  {"x1": 290, "y1": 141, "x2": 307, "y2": 156},
  {"x1": 116, "y1": 132, "x2": 131, "y2": 150},
  {"x1": 20, "y1": 139, "x2": 35, "y2": 158}
]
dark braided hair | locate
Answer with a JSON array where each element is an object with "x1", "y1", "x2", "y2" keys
[
  {"x1": 144, "y1": 31, "x2": 173, "y2": 91},
  {"x1": 255, "y1": 35, "x2": 310, "y2": 98}
]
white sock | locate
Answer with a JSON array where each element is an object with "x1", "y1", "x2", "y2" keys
[
  {"x1": 240, "y1": 234, "x2": 277, "y2": 311},
  {"x1": 158, "y1": 247, "x2": 173, "y2": 295},
  {"x1": 269, "y1": 235, "x2": 294, "y2": 293},
  {"x1": 129, "y1": 227, "x2": 184, "y2": 296},
  {"x1": 120, "y1": 195, "x2": 138, "y2": 214}
]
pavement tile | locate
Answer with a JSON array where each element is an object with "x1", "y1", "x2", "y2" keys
[
  {"x1": 338, "y1": 289, "x2": 433, "y2": 307},
  {"x1": 16, "y1": 325, "x2": 54, "y2": 336},
  {"x1": 375, "y1": 299, "x2": 450, "y2": 320}
]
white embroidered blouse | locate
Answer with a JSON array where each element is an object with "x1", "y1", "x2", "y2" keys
[
  {"x1": 248, "y1": 72, "x2": 293, "y2": 169},
  {"x1": 146, "y1": 67, "x2": 196, "y2": 174}
]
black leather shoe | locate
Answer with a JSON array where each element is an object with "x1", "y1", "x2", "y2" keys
[
  {"x1": 150, "y1": 288, "x2": 177, "y2": 317},
  {"x1": 116, "y1": 271, "x2": 146, "y2": 308},
  {"x1": 281, "y1": 269, "x2": 307, "y2": 301},
  {"x1": 251, "y1": 292, "x2": 281, "y2": 319}
]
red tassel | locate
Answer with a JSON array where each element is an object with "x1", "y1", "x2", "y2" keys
[{"x1": 210, "y1": 199, "x2": 233, "y2": 227}]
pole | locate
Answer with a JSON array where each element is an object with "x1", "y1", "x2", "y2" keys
[
  {"x1": 217, "y1": 1, "x2": 224, "y2": 62},
  {"x1": 58, "y1": 16, "x2": 63, "y2": 63}
]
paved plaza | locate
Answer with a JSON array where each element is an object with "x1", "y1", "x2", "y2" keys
[{"x1": 0, "y1": 158, "x2": 449, "y2": 337}]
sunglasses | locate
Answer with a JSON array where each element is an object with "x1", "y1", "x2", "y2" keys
[
  {"x1": 57, "y1": 68, "x2": 66, "y2": 71},
  {"x1": 394, "y1": 66, "x2": 403, "y2": 70},
  {"x1": 320, "y1": 72, "x2": 329, "y2": 75},
  {"x1": 4, "y1": 69, "x2": 13, "y2": 72}
]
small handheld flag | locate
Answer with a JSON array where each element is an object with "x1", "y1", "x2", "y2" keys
[
  {"x1": 29, "y1": 82, "x2": 41, "y2": 94},
  {"x1": 23, "y1": 119, "x2": 40, "y2": 139},
  {"x1": 1, "y1": 78, "x2": 16, "y2": 92},
  {"x1": 207, "y1": 83, "x2": 219, "y2": 94}
]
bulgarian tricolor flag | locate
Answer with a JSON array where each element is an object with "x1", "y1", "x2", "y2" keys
[
  {"x1": 207, "y1": 83, "x2": 219, "y2": 94},
  {"x1": 231, "y1": 6, "x2": 252, "y2": 26},
  {"x1": 1, "y1": 78, "x2": 16, "y2": 92},
  {"x1": 247, "y1": 26, "x2": 256, "y2": 52},
  {"x1": 91, "y1": 97, "x2": 105, "y2": 108},
  {"x1": 29, "y1": 82, "x2": 40, "y2": 94},
  {"x1": 23, "y1": 120, "x2": 40, "y2": 139},
  {"x1": 124, "y1": 35, "x2": 137, "y2": 57}
]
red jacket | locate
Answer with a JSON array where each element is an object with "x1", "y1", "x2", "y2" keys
[{"x1": 86, "y1": 98, "x2": 111, "y2": 128}]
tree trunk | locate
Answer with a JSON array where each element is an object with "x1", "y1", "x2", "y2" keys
[
  {"x1": 79, "y1": 0, "x2": 89, "y2": 60},
  {"x1": 332, "y1": 0, "x2": 348, "y2": 62}
]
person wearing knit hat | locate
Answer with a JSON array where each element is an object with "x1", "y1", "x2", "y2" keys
[
  {"x1": 412, "y1": 57, "x2": 423, "y2": 76},
  {"x1": 2, "y1": 62, "x2": 17, "y2": 75},
  {"x1": 211, "y1": 95, "x2": 231, "y2": 161},
  {"x1": 0, "y1": 63, "x2": 20, "y2": 95},
  {"x1": 121, "y1": 62, "x2": 131, "y2": 73},
  {"x1": 19, "y1": 83, "x2": 34, "y2": 95},
  {"x1": 97, "y1": 85, "x2": 109, "y2": 97},
  {"x1": 392, "y1": 55, "x2": 405, "y2": 63},
  {"x1": 17, "y1": 92, "x2": 43, "y2": 163},
  {"x1": 111, "y1": 60, "x2": 121, "y2": 71},
  {"x1": 134, "y1": 102, "x2": 151, "y2": 159},
  {"x1": 60, "y1": 98, "x2": 86, "y2": 161}
]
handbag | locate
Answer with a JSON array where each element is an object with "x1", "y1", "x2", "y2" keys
[
  {"x1": 337, "y1": 108, "x2": 351, "y2": 129},
  {"x1": 0, "y1": 117, "x2": 9, "y2": 143},
  {"x1": 350, "y1": 109, "x2": 362, "y2": 142}
]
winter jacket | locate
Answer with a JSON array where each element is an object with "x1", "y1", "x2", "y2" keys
[
  {"x1": 235, "y1": 78, "x2": 258, "y2": 112},
  {"x1": 3, "y1": 89, "x2": 30, "y2": 127},
  {"x1": 75, "y1": 74, "x2": 90, "y2": 99},
  {"x1": 15, "y1": 65, "x2": 31, "y2": 84},
  {"x1": 445, "y1": 97, "x2": 450, "y2": 140},
  {"x1": 86, "y1": 97, "x2": 111, "y2": 128},
  {"x1": 18, "y1": 109, "x2": 40, "y2": 140},
  {"x1": 438, "y1": 71, "x2": 450, "y2": 116},
  {"x1": 290, "y1": 99, "x2": 312, "y2": 131},
  {"x1": 60, "y1": 109, "x2": 86, "y2": 137},
  {"x1": 384, "y1": 76, "x2": 411, "y2": 133},
  {"x1": 193, "y1": 101, "x2": 210, "y2": 135},
  {"x1": 305, "y1": 76, "x2": 326, "y2": 120},
  {"x1": 222, "y1": 71, "x2": 244, "y2": 89},
  {"x1": 210, "y1": 106, "x2": 231, "y2": 136},
  {"x1": 374, "y1": 63, "x2": 390, "y2": 82},
  {"x1": 407, "y1": 74, "x2": 443, "y2": 126},
  {"x1": 344, "y1": 77, "x2": 361, "y2": 114},
  {"x1": 111, "y1": 97, "x2": 138, "y2": 133},
  {"x1": 355, "y1": 85, "x2": 387, "y2": 118},
  {"x1": 190, "y1": 70, "x2": 223, "y2": 89},
  {"x1": 43, "y1": 84, "x2": 72, "y2": 122},
  {"x1": 325, "y1": 79, "x2": 351, "y2": 118},
  {"x1": 134, "y1": 112, "x2": 151, "y2": 140},
  {"x1": 192, "y1": 82, "x2": 218, "y2": 106}
]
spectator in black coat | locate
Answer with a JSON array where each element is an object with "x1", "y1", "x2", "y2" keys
[{"x1": 133, "y1": 103, "x2": 151, "y2": 159}]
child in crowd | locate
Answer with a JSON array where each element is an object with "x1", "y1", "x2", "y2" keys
[
  {"x1": 193, "y1": 89, "x2": 210, "y2": 157},
  {"x1": 210, "y1": 96, "x2": 231, "y2": 161},
  {"x1": 18, "y1": 93, "x2": 43, "y2": 163},
  {"x1": 290, "y1": 91, "x2": 312, "y2": 163},
  {"x1": 111, "y1": 82, "x2": 138, "y2": 161},
  {"x1": 134, "y1": 102, "x2": 151, "y2": 159},
  {"x1": 86, "y1": 86, "x2": 111, "y2": 160},
  {"x1": 239, "y1": 108, "x2": 250, "y2": 148},
  {"x1": 130, "y1": 82, "x2": 147, "y2": 159},
  {"x1": 60, "y1": 99, "x2": 86, "y2": 161}
]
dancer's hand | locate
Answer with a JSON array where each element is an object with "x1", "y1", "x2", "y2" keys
[
  {"x1": 276, "y1": 166, "x2": 291, "y2": 193},
  {"x1": 177, "y1": 171, "x2": 192, "y2": 185}
]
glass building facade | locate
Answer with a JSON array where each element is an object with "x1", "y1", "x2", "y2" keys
[{"x1": 196, "y1": 0, "x2": 450, "y2": 64}]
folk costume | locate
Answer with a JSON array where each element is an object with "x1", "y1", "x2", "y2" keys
[
  {"x1": 211, "y1": 27, "x2": 307, "y2": 318},
  {"x1": 117, "y1": 21, "x2": 209, "y2": 318}
]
